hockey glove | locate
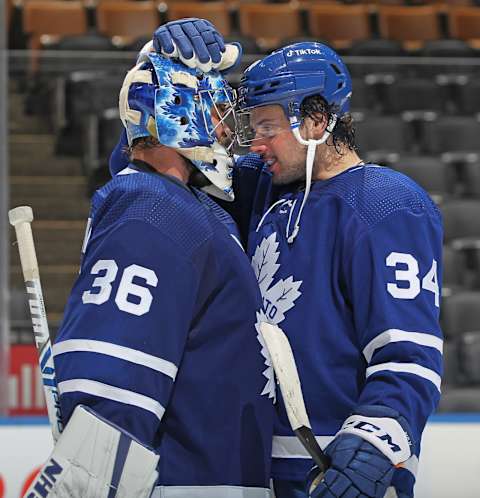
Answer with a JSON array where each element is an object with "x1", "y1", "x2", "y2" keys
[
  {"x1": 23, "y1": 405, "x2": 159, "y2": 498},
  {"x1": 307, "y1": 405, "x2": 413, "y2": 498},
  {"x1": 307, "y1": 433, "x2": 395, "y2": 498},
  {"x1": 153, "y1": 18, "x2": 242, "y2": 73}
]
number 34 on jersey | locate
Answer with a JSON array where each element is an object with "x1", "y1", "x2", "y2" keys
[{"x1": 386, "y1": 251, "x2": 439, "y2": 308}]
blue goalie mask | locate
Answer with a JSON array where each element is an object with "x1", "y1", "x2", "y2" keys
[
  {"x1": 119, "y1": 52, "x2": 236, "y2": 201},
  {"x1": 236, "y1": 42, "x2": 352, "y2": 145}
]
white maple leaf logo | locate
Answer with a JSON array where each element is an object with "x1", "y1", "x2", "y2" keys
[{"x1": 252, "y1": 232, "x2": 303, "y2": 401}]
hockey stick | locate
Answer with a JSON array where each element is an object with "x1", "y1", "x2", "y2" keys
[
  {"x1": 260, "y1": 322, "x2": 330, "y2": 476},
  {"x1": 9, "y1": 206, "x2": 63, "y2": 441}
]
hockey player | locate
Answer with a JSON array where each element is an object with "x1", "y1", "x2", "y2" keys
[
  {"x1": 25, "y1": 52, "x2": 274, "y2": 498},
  {"x1": 152, "y1": 25, "x2": 444, "y2": 498},
  {"x1": 237, "y1": 43, "x2": 443, "y2": 498}
]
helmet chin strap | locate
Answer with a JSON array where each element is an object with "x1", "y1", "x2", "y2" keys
[{"x1": 288, "y1": 115, "x2": 337, "y2": 243}]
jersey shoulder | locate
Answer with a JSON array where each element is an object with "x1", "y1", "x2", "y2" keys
[
  {"x1": 320, "y1": 164, "x2": 442, "y2": 229},
  {"x1": 91, "y1": 171, "x2": 213, "y2": 258}
]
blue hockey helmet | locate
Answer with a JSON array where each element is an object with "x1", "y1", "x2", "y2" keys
[
  {"x1": 237, "y1": 42, "x2": 352, "y2": 243},
  {"x1": 237, "y1": 42, "x2": 352, "y2": 131},
  {"x1": 119, "y1": 52, "x2": 236, "y2": 201}
]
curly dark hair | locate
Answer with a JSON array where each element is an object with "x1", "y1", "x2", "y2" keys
[{"x1": 300, "y1": 95, "x2": 356, "y2": 154}]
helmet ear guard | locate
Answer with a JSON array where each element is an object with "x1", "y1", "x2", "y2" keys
[{"x1": 119, "y1": 53, "x2": 236, "y2": 201}]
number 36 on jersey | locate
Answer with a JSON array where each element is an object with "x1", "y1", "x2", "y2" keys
[{"x1": 81, "y1": 259, "x2": 158, "y2": 316}]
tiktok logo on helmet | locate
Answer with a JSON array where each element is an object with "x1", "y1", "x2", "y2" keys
[
  {"x1": 238, "y1": 41, "x2": 352, "y2": 120},
  {"x1": 285, "y1": 48, "x2": 323, "y2": 57}
]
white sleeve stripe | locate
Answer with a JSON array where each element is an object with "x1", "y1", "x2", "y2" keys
[
  {"x1": 53, "y1": 339, "x2": 177, "y2": 380},
  {"x1": 58, "y1": 379, "x2": 166, "y2": 421},
  {"x1": 366, "y1": 362, "x2": 442, "y2": 392},
  {"x1": 363, "y1": 329, "x2": 443, "y2": 363},
  {"x1": 272, "y1": 435, "x2": 334, "y2": 459}
]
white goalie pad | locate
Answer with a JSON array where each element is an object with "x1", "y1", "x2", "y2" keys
[{"x1": 24, "y1": 405, "x2": 159, "y2": 498}]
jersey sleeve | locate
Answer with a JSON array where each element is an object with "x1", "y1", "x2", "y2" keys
[
  {"x1": 345, "y1": 207, "x2": 443, "y2": 447},
  {"x1": 53, "y1": 219, "x2": 204, "y2": 446}
]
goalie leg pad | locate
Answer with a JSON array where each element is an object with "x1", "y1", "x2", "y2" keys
[{"x1": 24, "y1": 405, "x2": 159, "y2": 498}]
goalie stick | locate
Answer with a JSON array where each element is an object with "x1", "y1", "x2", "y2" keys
[
  {"x1": 9, "y1": 206, "x2": 63, "y2": 441},
  {"x1": 259, "y1": 322, "x2": 330, "y2": 476}
]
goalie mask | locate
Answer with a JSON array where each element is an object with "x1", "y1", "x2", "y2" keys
[{"x1": 119, "y1": 52, "x2": 235, "y2": 201}]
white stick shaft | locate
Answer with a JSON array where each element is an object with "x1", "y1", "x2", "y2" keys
[
  {"x1": 9, "y1": 207, "x2": 63, "y2": 441},
  {"x1": 14, "y1": 218, "x2": 40, "y2": 282},
  {"x1": 260, "y1": 322, "x2": 330, "y2": 472},
  {"x1": 260, "y1": 321, "x2": 310, "y2": 430}
]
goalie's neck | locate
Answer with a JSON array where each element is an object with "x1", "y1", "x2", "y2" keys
[{"x1": 131, "y1": 145, "x2": 191, "y2": 184}]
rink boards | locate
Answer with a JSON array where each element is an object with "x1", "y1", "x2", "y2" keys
[{"x1": 0, "y1": 415, "x2": 479, "y2": 498}]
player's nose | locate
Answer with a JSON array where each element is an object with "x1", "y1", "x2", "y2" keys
[{"x1": 250, "y1": 143, "x2": 268, "y2": 156}]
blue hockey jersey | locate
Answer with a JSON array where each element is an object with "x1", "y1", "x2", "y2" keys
[
  {"x1": 247, "y1": 164, "x2": 443, "y2": 494},
  {"x1": 53, "y1": 166, "x2": 274, "y2": 496}
]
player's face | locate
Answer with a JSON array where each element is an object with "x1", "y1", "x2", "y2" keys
[
  {"x1": 211, "y1": 103, "x2": 234, "y2": 149},
  {"x1": 249, "y1": 105, "x2": 306, "y2": 185}
]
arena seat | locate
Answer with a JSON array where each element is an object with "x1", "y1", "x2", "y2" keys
[
  {"x1": 349, "y1": 77, "x2": 381, "y2": 114},
  {"x1": 447, "y1": 6, "x2": 480, "y2": 48},
  {"x1": 441, "y1": 199, "x2": 480, "y2": 244},
  {"x1": 420, "y1": 38, "x2": 476, "y2": 58},
  {"x1": 443, "y1": 244, "x2": 468, "y2": 292},
  {"x1": 346, "y1": 39, "x2": 406, "y2": 78},
  {"x1": 382, "y1": 77, "x2": 449, "y2": 115},
  {"x1": 438, "y1": 386, "x2": 480, "y2": 411},
  {"x1": 6, "y1": 0, "x2": 12, "y2": 32},
  {"x1": 36, "y1": 32, "x2": 118, "y2": 75},
  {"x1": 94, "y1": 0, "x2": 141, "y2": 2},
  {"x1": 354, "y1": 115, "x2": 411, "y2": 160},
  {"x1": 307, "y1": 4, "x2": 372, "y2": 51},
  {"x1": 377, "y1": 5, "x2": 442, "y2": 51},
  {"x1": 470, "y1": 248, "x2": 480, "y2": 290},
  {"x1": 55, "y1": 71, "x2": 123, "y2": 156},
  {"x1": 454, "y1": 77, "x2": 480, "y2": 115},
  {"x1": 441, "y1": 339, "x2": 459, "y2": 387},
  {"x1": 390, "y1": 155, "x2": 456, "y2": 199},
  {"x1": 23, "y1": 1, "x2": 88, "y2": 51},
  {"x1": 82, "y1": 107, "x2": 123, "y2": 191},
  {"x1": 463, "y1": 160, "x2": 480, "y2": 196},
  {"x1": 438, "y1": 292, "x2": 480, "y2": 411},
  {"x1": 9, "y1": 288, "x2": 30, "y2": 328},
  {"x1": 96, "y1": 1, "x2": 159, "y2": 47},
  {"x1": 422, "y1": 115, "x2": 480, "y2": 156},
  {"x1": 441, "y1": 291, "x2": 480, "y2": 340},
  {"x1": 458, "y1": 330, "x2": 480, "y2": 383},
  {"x1": 238, "y1": 2, "x2": 302, "y2": 52},
  {"x1": 166, "y1": 2, "x2": 232, "y2": 37},
  {"x1": 348, "y1": 38, "x2": 405, "y2": 57}
]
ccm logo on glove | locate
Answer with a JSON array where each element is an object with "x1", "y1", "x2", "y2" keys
[
  {"x1": 340, "y1": 414, "x2": 412, "y2": 465},
  {"x1": 344, "y1": 419, "x2": 402, "y2": 452}
]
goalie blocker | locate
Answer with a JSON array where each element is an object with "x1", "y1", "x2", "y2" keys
[{"x1": 24, "y1": 405, "x2": 159, "y2": 498}]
